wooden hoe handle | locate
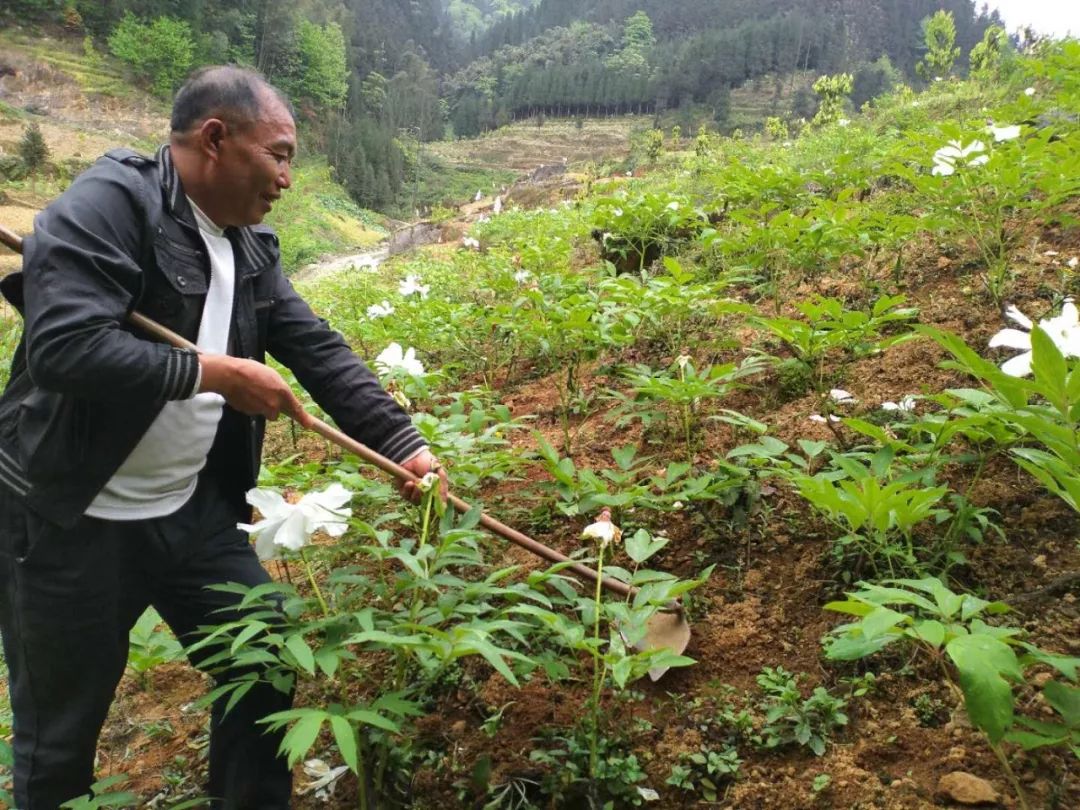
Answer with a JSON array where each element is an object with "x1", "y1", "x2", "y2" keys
[{"x1": 1, "y1": 225, "x2": 634, "y2": 599}]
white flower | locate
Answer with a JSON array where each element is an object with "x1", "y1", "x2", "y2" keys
[
  {"x1": 810, "y1": 414, "x2": 841, "y2": 423},
  {"x1": 417, "y1": 472, "x2": 440, "y2": 493},
  {"x1": 513, "y1": 269, "x2": 531, "y2": 284},
  {"x1": 239, "y1": 484, "x2": 353, "y2": 562},
  {"x1": 881, "y1": 396, "x2": 917, "y2": 412},
  {"x1": 829, "y1": 388, "x2": 857, "y2": 405},
  {"x1": 601, "y1": 231, "x2": 614, "y2": 244},
  {"x1": 676, "y1": 353, "x2": 692, "y2": 370},
  {"x1": 989, "y1": 298, "x2": 1080, "y2": 376},
  {"x1": 375, "y1": 342, "x2": 425, "y2": 376},
  {"x1": 931, "y1": 139, "x2": 987, "y2": 176},
  {"x1": 462, "y1": 236, "x2": 480, "y2": 250},
  {"x1": 582, "y1": 508, "x2": 622, "y2": 549},
  {"x1": 838, "y1": 118, "x2": 851, "y2": 127},
  {"x1": 1024, "y1": 87, "x2": 1036, "y2": 97},
  {"x1": 613, "y1": 207, "x2": 623, "y2": 217},
  {"x1": 300, "y1": 759, "x2": 350, "y2": 800},
  {"x1": 989, "y1": 124, "x2": 1021, "y2": 142},
  {"x1": 672, "y1": 501, "x2": 684, "y2": 510},
  {"x1": 398, "y1": 275, "x2": 430, "y2": 298},
  {"x1": 666, "y1": 201, "x2": 680, "y2": 211},
  {"x1": 1067, "y1": 257, "x2": 1078, "y2": 269},
  {"x1": 366, "y1": 300, "x2": 394, "y2": 319}
]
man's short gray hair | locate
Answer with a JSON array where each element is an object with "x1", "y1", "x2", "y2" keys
[{"x1": 170, "y1": 65, "x2": 293, "y2": 133}]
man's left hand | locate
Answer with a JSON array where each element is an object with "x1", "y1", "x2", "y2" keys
[{"x1": 398, "y1": 449, "x2": 449, "y2": 503}]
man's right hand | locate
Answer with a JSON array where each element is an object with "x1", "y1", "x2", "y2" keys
[{"x1": 198, "y1": 354, "x2": 313, "y2": 427}]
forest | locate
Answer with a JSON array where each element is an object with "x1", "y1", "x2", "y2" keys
[{"x1": 2, "y1": 0, "x2": 1005, "y2": 211}]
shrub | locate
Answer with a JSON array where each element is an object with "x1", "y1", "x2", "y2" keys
[{"x1": 108, "y1": 13, "x2": 194, "y2": 98}]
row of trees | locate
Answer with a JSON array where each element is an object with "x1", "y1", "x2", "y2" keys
[
  {"x1": 4, "y1": 0, "x2": 453, "y2": 210},
  {"x1": 3, "y1": 0, "x2": 1008, "y2": 210}
]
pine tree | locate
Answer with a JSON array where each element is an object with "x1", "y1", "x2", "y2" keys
[{"x1": 18, "y1": 122, "x2": 49, "y2": 174}]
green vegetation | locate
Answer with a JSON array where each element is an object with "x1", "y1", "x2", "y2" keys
[
  {"x1": 2, "y1": 13, "x2": 1080, "y2": 810},
  {"x1": 17, "y1": 122, "x2": 49, "y2": 172},
  {"x1": 107, "y1": 14, "x2": 195, "y2": 97},
  {"x1": 264, "y1": 159, "x2": 386, "y2": 272}
]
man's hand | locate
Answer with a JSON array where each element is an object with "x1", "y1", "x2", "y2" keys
[
  {"x1": 398, "y1": 449, "x2": 449, "y2": 503},
  {"x1": 198, "y1": 354, "x2": 314, "y2": 427}
]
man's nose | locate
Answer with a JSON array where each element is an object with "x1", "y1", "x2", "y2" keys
[{"x1": 278, "y1": 165, "x2": 292, "y2": 189}]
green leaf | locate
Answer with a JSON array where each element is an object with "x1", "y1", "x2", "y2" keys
[
  {"x1": 861, "y1": 606, "x2": 907, "y2": 640},
  {"x1": 285, "y1": 634, "x2": 316, "y2": 676},
  {"x1": 314, "y1": 647, "x2": 342, "y2": 679},
  {"x1": 1030, "y1": 325, "x2": 1069, "y2": 413},
  {"x1": 1044, "y1": 681, "x2": 1080, "y2": 727},
  {"x1": 278, "y1": 712, "x2": 325, "y2": 768},
  {"x1": 909, "y1": 619, "x2": 946, "y2": 648},
  {"x1": 329, "y1": 714, "x2": 359, "y2": 775},
  {"x1": 612, "y1": 444, "x2": 638, "y2": 470},
  {"x1": 823, "y1": 600, "x2": 874, "y2": 618},
  {"x1": 612, "y1": 655, "x2": 635, "y2": 689},
  {"x1": 947, "y1": 635, "x2": 1021, "y2": 743},
  {"x1": 345, "y1": 709, "x2": 400, "y2": 733},
  {"x1": 625, "y1": 529, "x2": 669, "y2": 564},
  {"x1": 824, "y1": 631, "x2": 894, "y2": 661},
  {"x1": 230, "y1": 620, "x2": 269, "y2": 654},
  {"x1": 1003, "y1": 728, "x2": 1068, "y2": 750}
]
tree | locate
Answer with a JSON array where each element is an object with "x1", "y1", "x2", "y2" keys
[
  {"x1": 360, "y1": 71, "x2": 388, "y2": 117},
  {"x1": 811, "y1": 72, "x2": 853, "y2": 127},
  {"x1": 108, "y1": 14, "x2": 195, "y2": 98},
  {"x1": 969, "y1": 24, "x2": 1008, "y2": 80},
  {"x1": 917, "y1": 10, "x2": 960, "y2": 81},
  {"x1": 18, "y1": 122, "x2": 49, "y2": 173},
  {"x1": 851, "y1": 55, "x2": 901, "y2": 108},
  {"x1": 289, "y1": 20, "x2": 349, "y2": 111},
  {"x1": 606, "y1": 11, "x2": 654, "y2": 79}
]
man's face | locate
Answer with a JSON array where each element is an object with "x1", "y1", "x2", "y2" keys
[{"x1": 215, "y1": 94, "x2": 296, "y2": 227}]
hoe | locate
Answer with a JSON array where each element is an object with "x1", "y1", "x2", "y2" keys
[{"x1": 0, "y1": 222, "x2": 691, "y2": 679}]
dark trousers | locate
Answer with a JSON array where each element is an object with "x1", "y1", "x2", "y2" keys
[{"x1": 0, "y1": 476, "x2": 293, "y2": 810}]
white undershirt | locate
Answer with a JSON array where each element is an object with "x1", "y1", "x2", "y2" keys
[{"x1": 86, "y1": 199, "x2": 235, "y2": 520}]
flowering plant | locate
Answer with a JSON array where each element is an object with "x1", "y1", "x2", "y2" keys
[
  {"x1": 398, "y1": 275, "x2": 430, "y2": 298},
  {"x1": 988, "y1": 299, "x2": 1080, "y2": 377},
  {"x1": 374, "y1": 342, "x2": 425, "y2": 377},
  {"x1": 239, "y1": 484, "x2": 353, "y2": 562}
]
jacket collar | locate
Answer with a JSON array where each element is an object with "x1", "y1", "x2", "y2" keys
[{"x1": 156, "y1": 144, "x2": 277, "y2": 274}]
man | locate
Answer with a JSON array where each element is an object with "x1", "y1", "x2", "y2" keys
[{"x1": 0, "y1": 65, "x2": 444, "y2": 809}]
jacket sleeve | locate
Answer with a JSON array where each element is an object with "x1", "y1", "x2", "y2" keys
[
  {"x1": 21, "y1": 159, "x2": 200, "y2": 403},
  {"x1": 264, "y1": 267, "x2": 427, "y2": 464}
]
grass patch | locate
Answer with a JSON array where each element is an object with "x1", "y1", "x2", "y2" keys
[
  {"x1": 265, "y1": 158, "x2": 386, "y2": 273},
  {"x1": 399, "y1": 154, "x2": 517, "y2": 217}
]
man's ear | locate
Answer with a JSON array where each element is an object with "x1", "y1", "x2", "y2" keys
[{"x1": 199, "y1": 118, "x2": 228, "y2": 159}]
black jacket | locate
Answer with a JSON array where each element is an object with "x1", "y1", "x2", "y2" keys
[{"x1": 0, "y1": 145, "x2": 424, "y2": 527}]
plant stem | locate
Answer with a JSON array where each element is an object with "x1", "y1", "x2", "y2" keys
[
  {"x1": 298, "y1": 547, "x2": 330, "y2": 618},
  {"x1": 589, "y1": 542, "x2": 606, "y2": 780},
  {"x1": 989, "y1": 740, "x2": 1030, "y2": 810},
  {"x1": 357, "y1": 730, "x2": 370, "y2": 810}
]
